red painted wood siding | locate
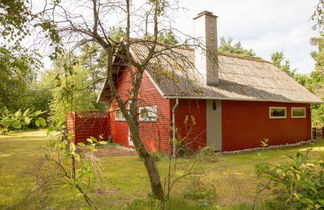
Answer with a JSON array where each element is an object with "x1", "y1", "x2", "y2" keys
[
  {"x1": 174, "y1": 99, "x2": 206, "y2": 150},
  {"x1": 222, "y1": 101, "x2": 311, "y2": 151},
  {"x1": 109, "y1": 67, "x2": 171, "y2": 153}
]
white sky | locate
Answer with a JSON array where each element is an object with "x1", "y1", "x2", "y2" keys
[
  {"x1": 36, "y1": 0, "x2": 319, "y2": 74},
  {"x1": 174, "y1": 0, "x2": 319, "y2": 74}
]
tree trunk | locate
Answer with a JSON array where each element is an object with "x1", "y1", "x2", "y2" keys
[
  {"x1": 138, "y1": 144, "x2": 164, "y2": 200},
  {"x1": 130, "y1": 122, "x2": 164, "y2": 201}
]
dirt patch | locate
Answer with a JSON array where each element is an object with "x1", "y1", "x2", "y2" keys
[{"x1": 93, "y1": 146, "x2": 137, "y2": 158}]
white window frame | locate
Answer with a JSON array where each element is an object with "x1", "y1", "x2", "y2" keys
[
  {"x1": 269, "y1": 107, "x2": 287, "y2": 119},
  {"x1": 139, "y1": 106, "x2": 157, "y2": 122},
  {"x1": 291, "y1": 107, "x2": 306, "y2": 118},
  {"x1": 115, "y1": 108, "x2": 126, "y2": 121}
]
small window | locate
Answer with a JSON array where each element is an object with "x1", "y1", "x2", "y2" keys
[
  {"x1": 291, "y1": 107, "x2": 306, "y2": 118},
  {"x1": 269, "y1": 107, "x2": 286, "y2": 119},
  {"x1": 139, "y1": 106, "x2": 157, "y2": 122},
  {"x1": 115, "y1": 109, "x2": 126, "y2": 121}
]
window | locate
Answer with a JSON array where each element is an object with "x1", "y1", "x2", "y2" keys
[
  {"x1": 291, "y1": 107, "x2": 306, "y2": 118},
  {"x1": 269, "y1": 107, "x2": 286, "y2": 119},
  {"x1": 139, "y1": 106, "x2": 157, "y2": 122},
  {"x1": 115, "y1": 109, "x2": 126, "y2": 121}
]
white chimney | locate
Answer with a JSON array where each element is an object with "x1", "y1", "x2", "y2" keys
[{"x1": 193, "y1": 11, "x2": 218, "y2": 85}]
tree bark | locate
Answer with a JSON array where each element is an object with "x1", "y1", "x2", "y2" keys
[{"x1": 131, "y1": 127, "x2": 164, "y2": 201}]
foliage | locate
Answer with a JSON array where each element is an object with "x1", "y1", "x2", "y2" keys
[
  {"x1": 309, "y1": 37, "x2": 324, "y2": 97},
  {"x1": 218, "y1": 37, "x2": 259, "y2": 59},
  {"x1": 0, "y1": 0, "x2": 62, "y2": 118},
  {"x1": 0, "y1": 0, "x2": 33, "y2": 44},
  {"x1": 0, "y1": 108, "x2": 46, "y2": 134},
  {"x1": 292, "y1": 37, "x2": 324, "y2": 126},
  {"x1": 0, "y1": 1, "x2": 55, "y2": 117},
  {"x1": 35, "y1": 134, "x2": 107, "y2": 208},
  {"x1": 311, "y1": 0, "x2": 324, "y2": 33},
  {"x1": 311, "y1": 104, "x2": 324, "y2": 127},
  {"x1": 271, "y1": 51, "x2": 296, "y2": 77},
  {"x1": 255, "y1": 152, "x2": 324, "y2": 209},
  {"x1": 0, "y1": 46, "x2": 40, "y2": 114},
  {"x1": 47, "y1": 53, "x2": 96, "y2": 126},
  {"x1": 144, "y1": 31, "x2": 179, "y2": 45}
]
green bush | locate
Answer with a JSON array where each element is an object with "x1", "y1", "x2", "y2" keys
[
  {"x1": 0, "y1": 108, "x2": 46, "y2": 134},
  {"x1": 255, "y1": 152, "x2": 324, "y2": 209}
]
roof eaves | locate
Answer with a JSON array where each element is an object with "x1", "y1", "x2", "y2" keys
[{"x1": 164, "y1": 95, "x2": 324, "y2": 104}]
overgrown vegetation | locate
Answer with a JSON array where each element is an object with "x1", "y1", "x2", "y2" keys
[
  {"x1": 0, "y1": 108, "x2": 46, "y2": 134},
  {"x1": 34, "y1": 134, "x2": 107, "y2": 208},
  {"x1": 255, "y1": 152, "x2": 324, "y2": 209},
  {"x1": 1, "y1": 130, "x2": 323, "y2": 209}
]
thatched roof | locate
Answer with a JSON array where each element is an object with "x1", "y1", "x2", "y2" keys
[{"x1": 98, "y1": 42, "x2": 323, "y2": 104}]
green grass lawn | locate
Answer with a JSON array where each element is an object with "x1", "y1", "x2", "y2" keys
[{"x1": 0, "y1": 130, "x2": 323, "y2": 209}]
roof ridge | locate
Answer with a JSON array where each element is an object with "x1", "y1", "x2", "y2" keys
[
  {"x1": 123, "y1": 37, "x2": 193, "y2": 51},
  {"x1": 218, "y1": 53, "x2": 272, "y2": 64},
  {"x1": 124, "y1": 37, "x2": 272, "y2": 64}
]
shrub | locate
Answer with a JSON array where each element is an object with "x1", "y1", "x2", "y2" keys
[
  {"x1": 255, "y1": 152, "x2": 324, "y2": 209},
  {"x1": 0, "y1": 108, "x2": 46, "y2": 134}
]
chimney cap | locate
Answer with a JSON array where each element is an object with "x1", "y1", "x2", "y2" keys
[{"x1": 193, "y1": 10, "x2": 218, "y2": 20}]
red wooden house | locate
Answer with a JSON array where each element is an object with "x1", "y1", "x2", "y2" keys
[{"x1": 97, "y1": 11, "x2": 323, "y2": 153}]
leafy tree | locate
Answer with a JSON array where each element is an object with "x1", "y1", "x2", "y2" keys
[
  {"x1": 271, "y1": 51, "x2": 296, "y2": 77},
  {"x1": 79, "y1": 43, "x2": 106, "y2": 92},
  {"x1": 47, "y1": 54, "x2": 96, "y2": 126},
  {"x1": 0, "y1": 0, "x2": 58, "y2": 115},
  {"x1": 157, "y1": 31, "x2": 179, "y2": 45},
  {"x1": 309, "y1": 37, "x2": 324, "y2": 96},
  {"x1": 311, "y1": 0, "x2": 324, "y2": 33},
  {"x1": 144, "y1": 31, "x2": 179, "y2": 45},
  {"x1": 0, "y1": 47, "x2": 39, "y2": 113},
  {"x1": 218, "y1": 37, "x2": 259, "y2": 58},
  {"x1": 293, "y1": 37, "x2": 324, "y2": 126},
  {"x1": 309, "y1": 37, "x2": 324, "y2": 127}
]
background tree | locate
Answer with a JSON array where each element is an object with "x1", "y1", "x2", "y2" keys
[
  {"x1": 0, "y1": 0, "x2": 60, "y2": 118},
  {"x1": 311, "y1": 0, "x2": 324, "y2": 33},
  {"x1": 309, "y1": 37, "x2": 324, "y2": 127},
  {"x1": 271, "y1": 51, "x2": 296, "y2": 77},
  {"x1": 218, "y1": 37, "x2": 259, "y2": 58},
  {"x1": 144, "y1": 31, "x2": 179, "y2": 45},
  {"x1": 309, "y1": 37, "x2": 324, "y2": 96},
  {"x1": 293, "y1": 37, "x2": 324, "y2": 126},
  {"x1": 43, "y1": 53, "x2": 97, "y2": 126}
]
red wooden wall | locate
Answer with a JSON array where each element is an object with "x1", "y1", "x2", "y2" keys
[
  {"x1": 66, "y1": 111, "x2": 110, "y2": 144},
  {"x1": 108, "y1": 66, "x2": 312, "y2": 153},
  {"x1": 173, "y1": 99, "x2": 206, "y2": 151},
  {"x1": 109, "y1": 67, "x2": 171, "y2": 153},
  {"x1": 221, "y1": 101, "x2": 311, "y2": 151}
]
